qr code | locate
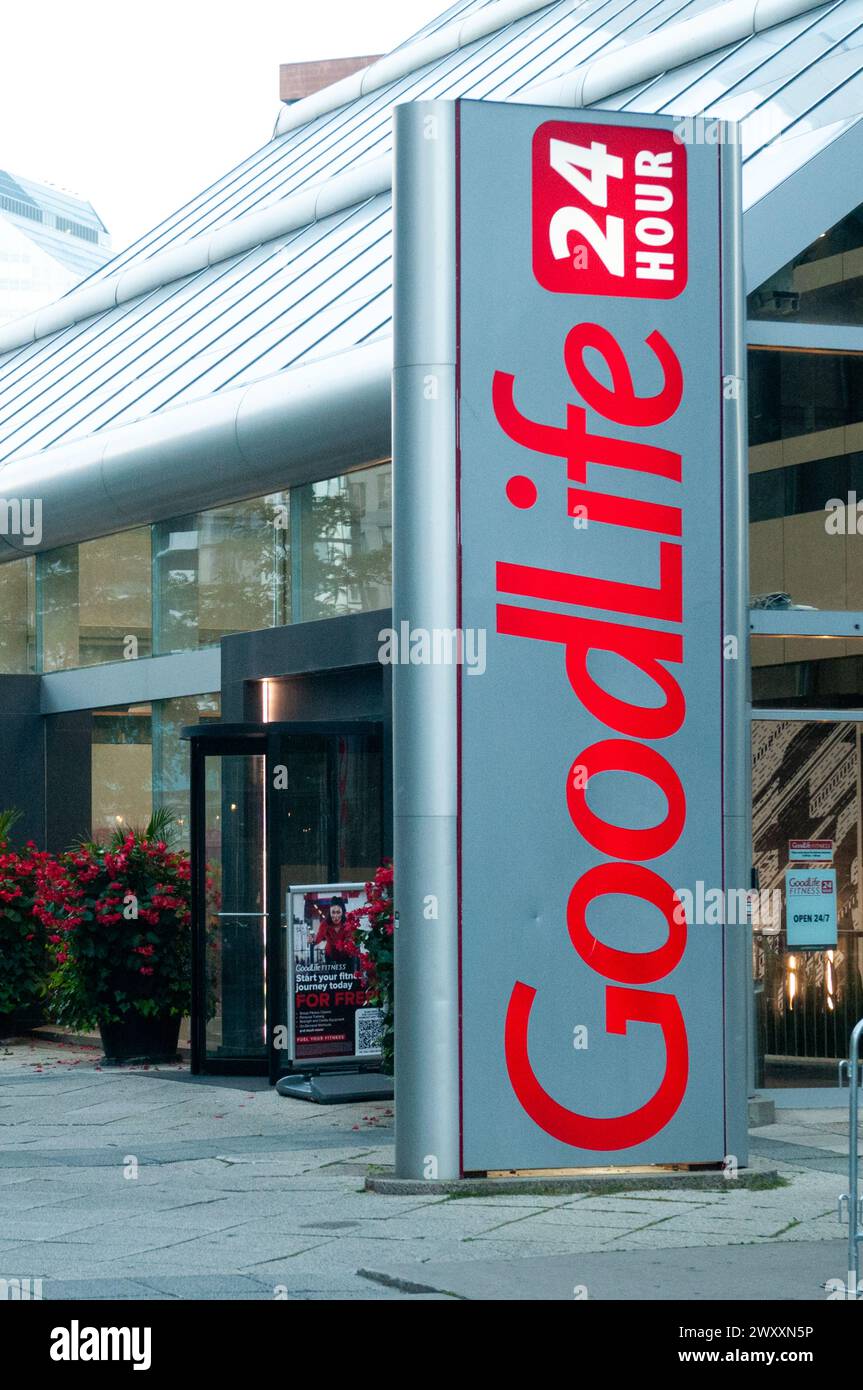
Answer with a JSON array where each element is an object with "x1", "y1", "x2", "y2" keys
[{"x1": 355, "y1": 1008, "x2": 383, "y2": 1057}]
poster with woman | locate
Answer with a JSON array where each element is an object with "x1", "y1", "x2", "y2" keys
[{"x1": 287, "y1": 882, "x2": 382, "y2": 1065}]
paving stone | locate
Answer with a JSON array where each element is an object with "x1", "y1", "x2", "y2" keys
[
  {"x1": 357, "y1": 1238, "x2": 849, "y2": 1301},
  {"x1": 42, "y1": 1278, "x2": 174, "y2": 1300}
]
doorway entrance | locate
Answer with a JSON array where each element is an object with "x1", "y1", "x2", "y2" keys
[
  {"x1": 752, "y1": 717, "x2": 863, "y2": 1085},
  {"x1": 182, "y1": 720, "x2": 383, "y2": 1078}
]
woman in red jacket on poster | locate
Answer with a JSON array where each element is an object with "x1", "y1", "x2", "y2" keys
[{"x1": 313, "y1": 898, "x2": 357, "y2": 969}]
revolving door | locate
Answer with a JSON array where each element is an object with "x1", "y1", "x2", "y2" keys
[{"x1": 182, "y1": 721, "x2": 384, "y2": 1078}]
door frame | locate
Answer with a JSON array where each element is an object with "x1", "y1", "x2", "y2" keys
[{"x1": 183, "y1": 719, "x2": 383, "y2": 1076}]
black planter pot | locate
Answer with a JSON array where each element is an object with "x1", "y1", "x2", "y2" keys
[
  {"x1": 99, "y1": 1013, "x2": 181, "y2": 1066},
  {"x1": 0, "y1": 1001, "x2": 45, "y2": 1038}
]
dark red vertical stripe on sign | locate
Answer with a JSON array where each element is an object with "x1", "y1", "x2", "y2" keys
[
  {"x1": 717, "y1": 142, "x2": 728, "y2": 1153},
  {"x1": 454, "y1": 99, "x2": 465, "y2": 1179}
]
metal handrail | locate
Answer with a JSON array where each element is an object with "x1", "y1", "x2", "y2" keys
[{"x1": 838, "y1": 1017, "x2": 863, "y2": 1296}]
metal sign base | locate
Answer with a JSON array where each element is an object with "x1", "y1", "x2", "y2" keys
[{"x1": 276, "y1": 1072, "x2": 394, "y2": 1105}]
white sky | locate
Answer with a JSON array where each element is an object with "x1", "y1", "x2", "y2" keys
[{"x1": 1, "y1": 0, "x2": 449, "y2": 253}]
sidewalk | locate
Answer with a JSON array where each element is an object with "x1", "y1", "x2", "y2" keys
[{"x1": 0, "y1": 1037, "x2": 855, "y2": 1300}]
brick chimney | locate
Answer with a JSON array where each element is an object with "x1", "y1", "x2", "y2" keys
[{"x1": 280, "y1": 55, "x2": 382, "y2": 104}]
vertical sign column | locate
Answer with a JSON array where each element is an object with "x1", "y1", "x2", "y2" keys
[
  {"x1": 393, "y1": 98, "x2": 748, "y2": 1177},
  {"x1": 392, "y1": 102, "x2": 461, "y2": 1181}
]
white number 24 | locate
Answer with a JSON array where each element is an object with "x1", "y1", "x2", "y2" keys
[{"x1": 547, "y1": 138, "x2": 624, "y2": 276}]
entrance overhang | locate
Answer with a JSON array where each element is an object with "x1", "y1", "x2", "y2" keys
[{"x1": 0, "y1": 337, "x2": 391, "y2": 560}]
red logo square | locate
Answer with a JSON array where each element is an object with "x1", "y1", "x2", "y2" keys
[{"x1": 532, "y1": 121, "x2": 688, "y2": 299}]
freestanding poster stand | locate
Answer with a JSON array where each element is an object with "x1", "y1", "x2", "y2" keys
[
  {"x1": 392, "y1": 98, "x2": 750, "y2": 1179},
  {"x1": 276, "y1": 879, "x2": 392, "y2": 1102},
  {"x1": 285, "y1": 881, "x2": 380, "y2": 1068}
]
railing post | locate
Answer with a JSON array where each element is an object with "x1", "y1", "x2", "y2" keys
[{"x1": 840, "y1": 1017, "x2": 863, "y2": 1296}]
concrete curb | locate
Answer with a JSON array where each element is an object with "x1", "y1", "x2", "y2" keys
[
  {"x1": 26, "y1": 1026, "x2": 191, "y2": 1059},
  {"x1": 748, "y1": 1096, "x2": 777, "y2": 1126},
  {"x1": 365, "y1": 1165, "x2": 781, "y2": 1196}
]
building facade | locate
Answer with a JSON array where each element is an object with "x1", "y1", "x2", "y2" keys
[
  {"x1": 0, "y1": 169, "x2": 110, "y2": 325},
  {"x1": 0, "y1": 0, "x2": 862, "y2": 1085},
  {"x1": 279, "y1": 55, "x2": 381, "y2": 104}
]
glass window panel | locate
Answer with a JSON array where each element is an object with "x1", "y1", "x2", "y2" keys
[
  {"x1": 298, "y1": 461, "x2": 392, "y2": 621},
  {"x1": 38, "y1": 530, "x2": 152, "y2": 672},
  {"x1": 749, "y1": 349, "x2": 863, "y2": 614},
  {"x1": 749, "y1": 348, "x2": 863, "y2": 448},
  {"x1": 203, "y1": 752, "x2": 267, "y2": 1061},
  {"x1": 90, "y1": 704, "x2": 153, "y2": 843},
  {"x1": 336, "y1": 730, "x2": 383, "y2": 882},
  {"x1": 65, "y1": 697, "x2": 223, "y2": 849},
  {"x1": 153, "y1": 494, "x2": 289, "y2": 654},
  {"x1": 269, "y1": 734, "x2": 331, "y2": 894},
  {"x1": 79, "y1": 531, "x2": 151, "y2": 666},
  {"x1": 0, "y1": 556, "x2": 35, "y2": 673},
  {"x1": 752, "y1": 644, "x2": 863, "y2": 703},
  {"x1": 752, "y1": 719, "x2": 863, "y2": 1084},
  {"x1": 152, "y1": 693, "x2": 221, "y2": 851},
  {"x1": 748, "y1": 202, "x2": 863, "y2": 326},
  {"x1": 38, "y1": 545, "x2": 78, "y2": 672}
]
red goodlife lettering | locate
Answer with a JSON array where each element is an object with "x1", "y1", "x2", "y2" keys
[
  {"x1": 566, "y1": 862, "x2": 687, "y2": 984},
  {"x1": 505, "y1": 982, "x2": 688, "y2": 1150},
  {"x1": 568, "y1": 487, "x2": 681, "y2": 536},
  {"x1": 493, "y1": 377, "x2": 681, "y2": 485},
  {"x1": 563, "y1": 323, "x2": 683, "y2": 426},
  {"x1": 496, "y1": 541, "x2": 682, "y2": 621},
  {"x1": 492, "y1": 324, "x2": 682, "y2": 480},
  {"x1": 566, "y1": 739, "x2": 686, "y2": 861},
  {"x1": 494, "y1": 320, "x2": 690, "y2": 1151},
  {"x1": 496, "y1": 605, "x2": 684, "y2": 740}
]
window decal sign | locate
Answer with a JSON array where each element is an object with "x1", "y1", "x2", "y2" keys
[
  {"x1": 788, "y1": 839, "x2": 834, "y2": 863},
  {"x1": 785, "y1": 869, "x2": 838, "y2": 949}
]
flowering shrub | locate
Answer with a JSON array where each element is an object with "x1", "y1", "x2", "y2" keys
[
  {"x1": 35, "y1": 813, "x2": 192, "y2": 1031},
  {"x1": 345, "y1": 861, "x2": 394, "y2": 1072},
  {"x1": 0, "y1": 812, "x2": 52, "y2": 1019}
]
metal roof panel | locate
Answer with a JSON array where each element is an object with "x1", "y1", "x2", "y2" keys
[{"x1": 1, "y1": 0, "x2": 860, "y2": 468}]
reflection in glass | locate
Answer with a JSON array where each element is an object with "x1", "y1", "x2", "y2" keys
[
  {"x1": 749, "y1": 348, "x2": 863, "y2": 448},
  {"x1": 91, "y1": 705, "x2": 153, "y2": 843},
  {"x1": 752, "y1": 719, "x2": 863, "y2": 1085},
  {"x1": 153, "y1": 494, "x2": 289, "y2": 654},
  {"x1": 203, "y1": 753, "x2": 267, "y2": 1061},
  {"x1": 152, "y1": 694, "x2": 221, "y2": 850},
  {"x1": 749, "y1": 349, "x2": 863, "y2": 620},
  {"x1": 268, "y1": 734, "x2": 330, "y2": 980},
  {"x1": 0, "y1": 556, "x2": 35, "y2": 673},
  {"x1": 298, "y1": 462, "x2": 392, "y2": 620},
  {"x1": 336, "y1": 731, "x2": 383, "y2": 881},
  {"x1": 269, "y1": 735, "x2": 330, "y2": 886},
  {"x1": 748, "y1": 203, "x2": 863, "y2": 326},
  {"x1": 753, "y1": 649, "x2": 863, "y2": 706},
  {"x1": 38, "y1": 530, "x2": 152, "y2": 672},
  {"x1": 32, "y1": 461, "x2": 393, "y2": 672},
  {"x1": 89, "y1": 694, "x2": 220, "y2": 847}
]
